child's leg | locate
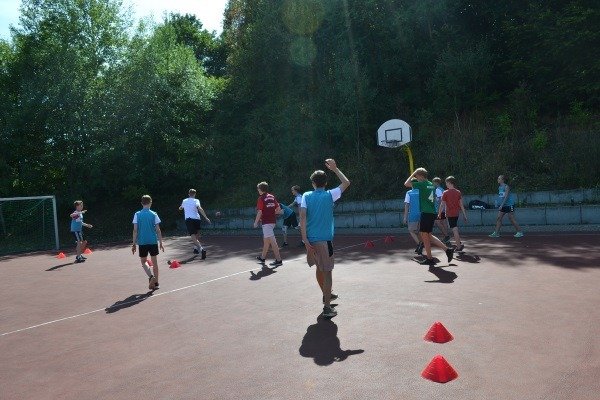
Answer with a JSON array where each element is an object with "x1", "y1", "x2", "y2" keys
[
  {"x1": 453, "y1": 227, "x2": 462, "y2": 246},
  {"x1": 282, "y1": 225, "x2": 288, "y2": 243},
  {"x1": 508, "y1": 213, "x2": 521, "y2": 232},
  {"x1": 435, "y1": 219, "x2": 448, "y2": 237},
  {"x1": 261, "y1": 237, "x2": 270, "y2": 259},
  {"x1": 150, "y1": 255, "x2": 159, "y2": 282},
  {"x1": 322, "y1": 270, "x2": 333, "y2": 305},
  {"x1": 422, "y1": 233, "x2": 432, "y2": 258},
  {"x1": 269, "y1": 237, "x2": 282, "y2": 260},
  {"x1": 409, "y1": 230, "x2": 420, "y2": 244},
  {"x1": 316, "y1": 269, "x2": 324, "y2": 292},
  {"x1": 495, "y1": 212, "x2": 505, "y2": 233},
  {"x1": 430, "y1": 234, "x2": 449, "y2": 250},
  {"x1": 75, "y1": 240, "x2": 82, "y2": 257},
  {"x1": 191, "y1": 233, "x2": 201, "y2": 249},
  {"x1": 140, "y1": 257, "x2": 153, "y2": 277}
]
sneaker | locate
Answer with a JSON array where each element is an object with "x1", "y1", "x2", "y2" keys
[
  {"x1": 455, "y1": 244, "x2": 465, "y2": 252},
  {"x1": 489, "y1": 232, "x2": 500, "y2": 238},
  {"x1": 154, "y1": 281, "x2": 159, "y2": 290},
  {"x1": 80, "y1": 255, "x2": 87, "y2": 260},
  {"x1": 514, "y1": 232, "x2": 524, "y2": 238},
  {"x1": 201, "y1": 249, "x2": 207, "y2": 260},
  {"x1": 193, "y1": 248, "x2": 199, "y2": 254},
  {"x1": 416, "y1": 242, "x2": 424, "y2": 255},
  {"x1": 270, "y1": 259, "x2": 283, "y2": 267},
  {"x1": 322, "y1": 305, "x2": 337, "y2": 318},
  {"x1": 323, "y1": 293, "x2": 339, "y2": 303},
  {"x1": 148, "y1": 276, "x2": 156, "y2": 290},
  {"x1": 419, "y1": 258, "x2": 436, "y2": 265},
  {"x1": 282, "y1": 242, "x2": 288, "y2": 247},
  {"x1": 256, "y1": 256, "x2": 266, "y2": 263},
  {"x1": 74, "y1": 257, "x2": 85, "y2": 263},
  {"x1": 446, "y1": 247, "x2": 454, "y2": 263}
]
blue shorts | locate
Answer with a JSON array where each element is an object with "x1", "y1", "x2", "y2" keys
[{"x1": 72, "y1": 231, "x2": 84, "y2": 242}]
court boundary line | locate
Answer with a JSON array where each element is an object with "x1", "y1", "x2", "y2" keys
[{"x1": 0, "y1": 239, "x2": 381, "y2": 337}]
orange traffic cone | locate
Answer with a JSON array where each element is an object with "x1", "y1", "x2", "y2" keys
[
  {"x1": 56, "y1": 252, "x2": 66, "y2": 259},
  {"x1": 424, "y1": 322, "x2": 454, "y2": 343},
  {"x1": 168, "y1": 259, "x2": 181, "y2": 269},
  {"x1": 421, "y1": 355, "x2": 458, "y2": 383},
  {"x1": 364, "y1": 240, "x2": 375, "y2": 248},
  {"x1": 83, "y1": 248, "x2": 93, "y2": 255},
  {"x1": 384, "y1": 236, "x2": 395, "y2": 244}
]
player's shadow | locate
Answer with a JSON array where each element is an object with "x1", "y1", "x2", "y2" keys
[
  {"x1": 455, "y1": 252, "x2": 481, "y2": 263},
  {"x1": 105, "y1": 292, "x2": 153, "y2": 313},
  {"x1": 46, "y1": 262, "x2": 76, "y2": 271},
  {"x1": 249, "y1": 266, "x2": 277, "y2": 280},
  {"x1": 425, "y1": 266, "x2": 458, "y2": 283},
  {"x1": 299, "y1": 316, "x2": 364, "y2": 366}
]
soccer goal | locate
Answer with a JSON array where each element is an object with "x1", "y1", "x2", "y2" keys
[{"x1": 0, "y1": 196, "x2": 60, "y2": 255}]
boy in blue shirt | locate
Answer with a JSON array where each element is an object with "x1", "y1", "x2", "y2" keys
[
  {"x1": 132, "y1": 195, "x2": 164, "y2": 290},
  {"x1": 489, "y1": 175, "x2": 524, "y2": 238},
  {"x1": 300, "y1": 159, "x2": 350, "y2": 318},
  {"x1": 403, "y1": 189, "x2": 423, "y2": 255},
  {"x1": 279, "y1": 203, "x2": 298, "y2": 247},
  {"x1": 70, "y1": 200, "x2": 93, "y2": 263}
]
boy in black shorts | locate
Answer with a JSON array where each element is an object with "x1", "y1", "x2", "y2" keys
[
  {"x1": 132, "y1": 195, "x2": 164, "y2": 290},
  {"x1": 404, "y1": 168, "x2": 454, "y2": 265}
]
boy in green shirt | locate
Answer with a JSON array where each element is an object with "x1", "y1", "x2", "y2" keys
[{"x1": 404, "y1": 168, "x2": 454, "y2": 265}]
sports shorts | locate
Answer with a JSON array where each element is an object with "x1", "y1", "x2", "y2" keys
[
  {"x1": 185, "y1": 218, "x2": 202, "y2": 235},
  {"x1": 448, "y1": 217, "x2": 459, "y2": 229},
  {"x1": 262, "y1": 223, "x2": 276, "y2": 238},
  {"x1": 408, "y1": 221, "x2": 420, "y2": 233},
  {"x1": 283, "y1": 213, "x2": 298, "y2": 228},
  {"x1": 419, "y1": 213, "x2": 436, "y2": 233},
  {"x1": 72, "y1": 231, "x2": 84, "y2": 242},
  {"x1": 139, "y1": 244, "x2": 159, "y2": 257},
  {"x1": 500, "y1": 205, "x2": 515, "y2": 213},
  {"x1": 307, "y1": 241, "x2": 334, "y2": 272},
  {"x1": 437, "y1": 212, "x2": 446, "y2": 220}
]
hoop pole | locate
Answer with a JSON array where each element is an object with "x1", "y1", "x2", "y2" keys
[
  {"x1": 404, "y1": 145, "x2": 415, "y2": 173},
  {"x1": 52, "y1": 196, "x2": 60, "y2": 250}
]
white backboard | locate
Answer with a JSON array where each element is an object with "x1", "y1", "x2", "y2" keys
[{"x1": 377, "y1": 119, "x2": 412, "y2": 148}]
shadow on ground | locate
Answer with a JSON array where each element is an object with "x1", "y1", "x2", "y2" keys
[
  {"x1": 425, "y1": 266, "x2": 458, "y2": 283},
  {"x1": 105, "y1": 292, "x2": 154, "y2": 313},
  {"x1": 299, "y1": 316, "x2": 364, "y2": 366}
]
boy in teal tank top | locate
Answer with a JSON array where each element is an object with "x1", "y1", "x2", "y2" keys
[{"x1": 132, "y1": 195, "x2": 164, "y2": 290}]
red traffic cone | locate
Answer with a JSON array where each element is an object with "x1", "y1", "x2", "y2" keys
[
  {"x1": 56, "y1": 252, "x2": 66, "y2": 259},
  {"x1": 83, "y1": 248, "x2": 93, "y2": 255},
  {"x1": 364, "y1": 240, "x2": 375, "y2": 248},
  {"x1": 424, "y1": 321, "x2": 454, "y2": 343},
  {"x1": 146, "y1": 259, "x2": 153, "y2": 267},
  {"x1": 168, "y1": 259, "x2": 181, "y2": 269},
  {"x1": 384, "y1": 235, "x2": 395, "y2": 244},
  {"x1": 421, "y1": 355, "x2": 458, "y2": 383}
]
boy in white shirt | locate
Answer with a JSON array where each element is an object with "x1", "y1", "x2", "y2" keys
[{"x1": 179, "y1": 189, "x2": 211, "y2": 259}]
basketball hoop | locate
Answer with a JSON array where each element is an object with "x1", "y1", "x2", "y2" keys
[
  {"x1": 380, "y1": 139, "x2": 402, "y2": 148},
  {"x1": 377, "y1": 119, "x2": 415, "y2": 172}
]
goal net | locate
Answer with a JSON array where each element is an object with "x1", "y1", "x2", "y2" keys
[{"x1": 0, "y1": 196, "x2": 59, "y2": 256}]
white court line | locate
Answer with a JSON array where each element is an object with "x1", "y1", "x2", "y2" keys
[{"x1": 1, "y1": 239, "x2": 380, "y2": 337}]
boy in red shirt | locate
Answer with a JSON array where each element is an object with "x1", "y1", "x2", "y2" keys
[
  {"x1": 438, "y1": 176, "x2": 468, "y2": 251},
  {"x1": 253, "y1": 181, "x2": 283, "y2": 266}
]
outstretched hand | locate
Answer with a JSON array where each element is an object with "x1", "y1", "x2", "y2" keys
[{"x1": 325, "y1": 158, "x2": 338, "y2": 171}]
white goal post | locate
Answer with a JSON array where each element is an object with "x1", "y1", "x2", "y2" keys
[{"x1": 0, "y1": 195, "x2": 60, "y2": 253}]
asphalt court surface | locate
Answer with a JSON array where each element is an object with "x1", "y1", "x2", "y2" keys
[{"x1": 1, "y1": 233, "x2": 599, "y2": 399}]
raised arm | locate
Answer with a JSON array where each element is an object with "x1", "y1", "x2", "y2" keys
[
  {"x1": 404, "y1": 170, "x2": 417, "y2": 188},
  {"x1": 325, "y1": 159, "x2": 350, "y2": 192}
]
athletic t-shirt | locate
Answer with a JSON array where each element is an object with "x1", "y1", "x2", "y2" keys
[
  {"x1": 70, "y1": 211, "x2": 83, "y2": 232},
  {"x1": 404, "y1": 189, "x2": 421, "y2": 223},
  {"x1": 295, "y1": 194, "x2": 303, "y2": 206},
  {"x1": 498, "y1": 184, "x2": 515, "y2": 206},
  {"x1": 280, "y1": 204, "x2": 294, "y2": 219},
  {"x1": 411, "y1": 180, "x2": 436, "y2": 214},
  {"x1": 133, "y1": 208, "x2": 161, "y2": 245},
  {"x1": 181, "y1": 197, "x2": 201, "y2": 220},
  {"x1": 441, "y1": 189, "x2": 462, "y2": 218},
  {"x1": 301, "y1": 186, "x2": 342, "y2": 243},
  {"x1": 257, "y1": 193, "x2": 279, "y2": 224}
]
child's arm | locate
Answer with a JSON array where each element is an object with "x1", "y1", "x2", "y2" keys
[
  {"x1": 438, "y1": 201, "x2": 446, "y2": 219},
  {"x1": 404, "y1": 171, "x2": 417, "y2": 188},
  {"x1": 253, "y1": 210, "x2": 262, "y2": 228},
  {"x1": 83, "y1": 222, "x2": 93, "y2": 228},
  {"x1": 403, "y1": 203, "x2": 409, "y2": 225},
  {"x1": 460, "y1": 201, "x2": 468, "y2": 221},
  {"x1": 300, "y1": 207, "x2": 314, "y2": 252},
  {"x1": 198, "y1": 206, "x2": 211, "y2": 224},
  {"x1": 155, "y1": 224, "x2": 165, "y2": 252},
  {"x1": 132, "y1": 224, "x2": 138, "y2": 254},
  {"x1": 325, "y1": 159, "x2": 350, "y2": 192}
]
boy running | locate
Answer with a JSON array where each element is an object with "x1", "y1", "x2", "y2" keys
[
  {"x1": 300, "y1": 159, "x2": 350, "y2": 318},
  {"x1": 433, "y1": 177, "x2": 451, "y2": 245},
  {"x1": 254, "y1": 182, "x2": 283, "y2": 266},
  {"x1": 490, "y1": 175, "x2": 524, "y2": 238},
  {"x1": 132, "y1": 195, "x2": 164, "y2": 290},
  {"x1": 70, "y1": 200, "x2": 93, "y2": 263},
  {"x1": 179, "y1": 189, "x2": 211, "y2": 259},
  {"x1": 403, "y1": 188, "x2": 423, "y2": 255},
  {"x1": 438, "y1": 176, "x2": 468, "y2": 251},
  {"x1": 404, "y1": 168, "x2": 454, "y2": 266}
]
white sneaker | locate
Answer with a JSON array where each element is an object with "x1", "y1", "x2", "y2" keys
[{"x1": 514, "y1": 232, "x2": 524, "y2": 238}]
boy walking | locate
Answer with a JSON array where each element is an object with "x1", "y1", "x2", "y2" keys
[
  {"x1": 300, "y1": 159, "x2": 350, "y2": 318},
  {"x1": 404, "y1": 168, "x2": 454, "y2": 266},
  {"x1": 254, "y1": 182, "x2": 283, "y2": 266},
  {"x1": 132, "y1": 195, "x2": 164, "y2": 290},
  {"x1": 70, "y1": 200, "x2": 93, "y2": 263},
  {"x1": 438, "y1": 176, "x2": 468, "y2": 251},
  {"x1": 403, "y1": 188, "x2": 423, "y2": 254},
  {"x1": 433, "y1": 177, "x2": 451, "y2": 245},
  {"x1": 179, "y1": 189, "x2": 211, "y2": 259},
  {"x1": 279, "y1": 203, "x2": 298, "y2": 247},
  {"x1": 489, "y1": 175, "x2": 524, "y2": 238}
]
